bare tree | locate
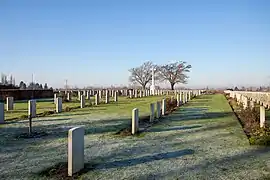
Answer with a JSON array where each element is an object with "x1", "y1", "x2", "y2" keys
[
  {"x1": 129, "y1": 61, "x2": 156, "y2": 89},
  {"x1": 157, "y1": 61, "x2": 191, "y2": 90}
]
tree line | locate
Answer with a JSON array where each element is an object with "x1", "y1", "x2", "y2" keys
[
  {"x1": 0, "y1": 73, "x2": 52, "y2": 90},
  {"x1": 129, "y1": 61, "x2": 192, "y2": 90}
]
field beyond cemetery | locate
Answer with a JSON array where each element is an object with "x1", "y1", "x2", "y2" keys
[{"x1": 0, "y1": 94, "x2": 269, "y2": 180}]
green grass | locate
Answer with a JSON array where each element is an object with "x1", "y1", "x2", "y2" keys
[
  {"x1": 1, "y1": 94, "x2": 269, "y2": 180},
  {"x1": 4, "y1": 95, "x2": 170, "y2": 121}
]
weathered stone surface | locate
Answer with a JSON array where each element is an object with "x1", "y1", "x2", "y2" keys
[
  {"x1": 95, "y1": 94, "x2": 99, "y2": 105},
  {"x1": 80, "y1": 95, "x2": 85, "y2": 108},
  {"x1": 177, "y1": 94, "x2": 180, "y2": 106},
  {"x1": 243, "y1": 96, "x2": 248, "y2": 109},
  {"x1": 129, "y1": 90, "x2": 133, "y2": 98},
  {"x1": 0, "y1": 103, "x2": 4, "y2": 124},
  {"x1": 260, "y1": 106, "x2": 265, "y2": 128},
  {"x1": 86, "y1": 91, "x2": 90, "y2": 100},
  {"x1": 134, "y1": 90, "x2": 138, "y2": 98},
  {"x1": 28, "y1": 100, "x2": 36, "y2": 118},
  {"x1": 150, "y1": 103, "x2": 155, "y2": 122},
  {"x1": 6, "y1": 97, "x2": 14, "y2": 111},
  {"x1": 67, "y1": 92, "x2": 71, "y2": 101},
  {"x1": 162, "y1": 99, "x2": 166, "y2": 115},
  {"x1": 78, "y1": 91, "x2": 81, "y2": 100},
  {"x1": 105, "y1": 91, "x2": 109, "y2": 104},
  {"x1": 132, "y1": 108, "x2": 139, "y2": 135},
  {"x1": 249, "y1": 100, "x2": 254, "y2": 109},
  {"x1": 99, "y1": 90, "x2": 102, "y2": 99},
  {"x1": 114, "y1": 91, "x2": 118, "y2": 102},
  {"x1": 68, "y1": 127, "x2": 84, "y2": 176},
  {"x1": 54, "y1": 94, "x2": 57, "y2": 104},
  {"x1": 56, "y1": 97, "x2": 62, "y2": 113},
  {"x1": 156, "y1": 101, "x2": 161, "y2": 119}
]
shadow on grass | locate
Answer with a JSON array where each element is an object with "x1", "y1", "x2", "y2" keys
[
  {"x1": 0, "y1": 116, "x2": 132, "y2": 154},
  {"x1": 37, "y1": 149, "x2": 194, "y2": 179},
  {"x1": 148, "y1": 125, "x2": 202, "y2": 132},
  {"x1": 139, "y1": 147, "x2": 270, "y2": 179},
  {"x1": 90, "y1": 149, "x2": 194, "y2": 169},
  {"x1": 170, "y1": 111, "x2": 234, "y2": 121}
]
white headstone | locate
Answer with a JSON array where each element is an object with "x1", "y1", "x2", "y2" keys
[
  {"x1": 156, "y1": 101, "x2": 161, "y2": 119},
  {"x1": 54, "y1": 94, "x2": 57, "y2": 104},
  {"x1": 150, "y1": 103, "x2": 155, "y2": 122},
  {"x1": 28, "y1": 100, "x2": 36, "y2": 118},
  {"x1": 114, "y1": 91, "x2": 118, "y2": 102},
  {"x1": 78, "y1": 91, "x2": 81, "y2": 100},
  {"x1": 0, "y1": 103, "x2": 4, "y2": 123},
  {"x1": 86, "y1": 91, "x2": 90, "y2": 100},
  {"x1": 134, "y1": 90, "x2": 138, "y2": 98},
  {"x1": 68, "y1": 127, "x2": 84, "y2": 176},
  {"x1": 105, "y1": 91, "x2": 109, "y2": 104},
  {"x1": 249, "y1": 100, "x2": 254, "y2": 109},
  {"x1": 260, "y1": 106, "x2": 265, "y2": 128},
  {"x1": 67, "y1": 92, "x2": 71, "y2": 101},
  {"x1": 6, "y1": 97, "x2": 14, "y2": 111},
  {"x1": 56, "y1": 97, "x2": 62, "y2": 113},
  {"x1": 162, "y1": 99, "x2": 166, "y2": 115},
  {"x1": 95, "y1": 94, "x2": 99, "y2": 105},
  {"x1": 177, "y1": 94, "x2": 180, "y2": 107},
  {"x1": 129, "y1": 90, "x2": 133, "y2": 98},
  {"x1": 132, "y1": 108, "x2": 139, "y2": 134},
  {"x1": 81, "y1": 95, "x2": 85, "y2": 108}
]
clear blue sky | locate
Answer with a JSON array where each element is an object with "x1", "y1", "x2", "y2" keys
[{"x1": 1, "y1": 0, "x2": 270, "y2": 88}]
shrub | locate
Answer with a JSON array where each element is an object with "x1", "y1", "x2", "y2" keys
[
  {"x1": 227, "y1": 96, "x2": 270, "y2": 146},
  {"x1": 165, "y1": 98, "x2": 177, "y2": 113}
]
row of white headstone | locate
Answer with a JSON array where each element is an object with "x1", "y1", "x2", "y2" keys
[
  {"x1": 0, "y1": 90, "x2": 202, "y2": 124},
  {"x1": 67, "y1": 90, "x2": 201, "y2": 176},
  {"x1": 224, "y1": 90, "x2": 269, "y2": 128},
  {"x1": 57, "y1": 89, "x2": 202, "y2": 100}
]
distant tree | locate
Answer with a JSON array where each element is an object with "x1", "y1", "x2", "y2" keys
[
  {"x1": 28, "y1": 82, "x2": 35, "y2": 89},
  {"x1": 1, "y1": 73, "x2": 8, "y2": 85},
  {"x1": 19, "y1": 81, "x2": 27, "y2": 89},
  {"x1": 9, "y1": 75, "x2": 13, "y2": 85},
  {"x1": 44, "y1": 83, "x2": 48, "y2": 89},
  {"x1": 39, "y1": 84, "x2": 43, "y2": 89},
  {"x1": 35, "y1": 83, "x2": 39, "y2": 89},
  {"x1": 157, "y1": 61, "x2": 192, "y2": 90},
  {"x1": 128, "y1": 61, "x2": 156, "y2": 89},
  {"x1": 49, "y1": 87, "x2": 53, "y2": 90},
  {"x1": 234, "y1": 86, "x2": 239, "y2": 91}
]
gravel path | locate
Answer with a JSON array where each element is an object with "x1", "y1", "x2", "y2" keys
[{"x1": 0, "y1": 94, "x2": 269, "y2": 180}]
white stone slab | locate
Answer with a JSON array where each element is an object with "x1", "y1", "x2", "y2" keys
[
  {"x1": 68, "y1": 127, "x2": 84, "y2": 176},
  {"x1": 6, "y1": 97, "x2": 14, "y2": 111},
  {"x1": 95, "y1": 94, "x2": 99, "y2": 105},
  {"x1": 132, "y1": 108, "x2": 139, "y2": 134},
  {"x1": 156, "y1": 101, "x2": 161, "y2": 119},
  {"x1": 56, "y1": 97, "x2": 62, "y2": 113},
  {"x1": 0, "y1": 103, "x2": 4, "y2": 123},
  {"x1": 150, "y1": 103, "x2": 155, "y2": 122},
  {"x1": 28, "y1": 100, "x2": 36, "y2": 118},
  {"x1": 260, "y1": 106, "x2": 265, "y2": 128},
  {"x1": 162, "y1": 99, "x2": 166, "y2": 115},
  {"x1": 80, "y1": 95, "x2": 85, "y2": 108}
]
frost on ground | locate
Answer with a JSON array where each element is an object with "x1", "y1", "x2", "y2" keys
[{"x1": 0, "y1": 94, "x2": 269, "y2": 180}]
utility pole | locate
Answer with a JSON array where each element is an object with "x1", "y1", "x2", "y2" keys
[
  {"x1": 31, "y1": 73, "x2": 34, "y2": 99},
  {"x1": 65, "y1": 79, "x2": 68, "y2": 90}
]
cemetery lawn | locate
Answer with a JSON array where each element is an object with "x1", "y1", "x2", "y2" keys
[
  {"x1": 4, "y1": 96, "x2": 169, "y2": 121},
  {"x1": 1, "y1": 94, "x2": 270, "y2": 179}
]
